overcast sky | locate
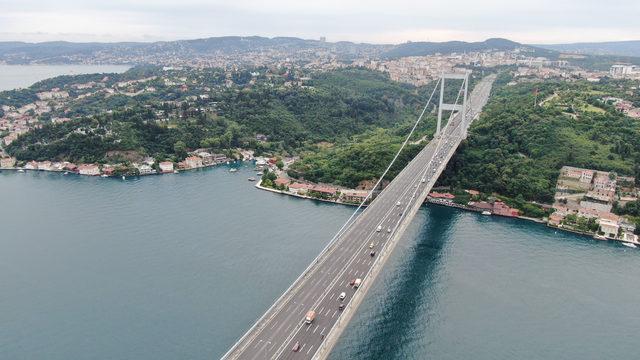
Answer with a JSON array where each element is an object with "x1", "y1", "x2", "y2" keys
[{"x1": 0, "y1": 0, "x2": 638, "y2": 44}]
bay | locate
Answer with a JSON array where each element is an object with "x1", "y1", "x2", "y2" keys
[
  {"x1": 0, "y1": 64, "x2": 131, "y2": 91},
  {"x1": 1, "y1": 167, "x2": 639, "y2": 359}
]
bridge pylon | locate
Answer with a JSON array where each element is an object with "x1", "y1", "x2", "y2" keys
[{"x1": 436, "y1": 71, "x2": 470, "y2": 138}]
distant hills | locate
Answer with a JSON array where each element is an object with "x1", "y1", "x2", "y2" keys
[
  {"x1": 536, "y1": 40, "x2": 640, "y2": 58},
  {"x1": 0, "y1": 36, "x2": 540, "y2": 64}
]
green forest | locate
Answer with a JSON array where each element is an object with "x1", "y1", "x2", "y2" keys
[{"x1": 290, "y1": 73, "x2": 640, "y2": 203}]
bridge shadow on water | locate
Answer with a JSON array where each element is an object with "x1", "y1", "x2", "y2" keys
[{"x1": 330, "y1": 205, "x2": 460, "y2": 360}]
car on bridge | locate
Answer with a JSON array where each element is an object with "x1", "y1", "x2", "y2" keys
[
  {"x1": 305, "y1": 310, "x2": 316, "y2": 324},
  {"x1": 339, "y1": 292, "x2": 346, "y2": 300}
]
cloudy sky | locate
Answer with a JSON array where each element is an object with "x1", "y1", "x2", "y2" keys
[{"x1": 0, "y1": 0, "x2": 638, "y2": 44}]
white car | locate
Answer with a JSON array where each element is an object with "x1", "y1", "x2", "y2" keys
[
  {"x1": 421, "y1": 178, "x2": 426, "y2": 183},
  {"x1": 339, "y1": 292, "x2": 346, "y2": 300},
  {"x1": 396, "y1": 201, "x2": 401, "y2": 206}
]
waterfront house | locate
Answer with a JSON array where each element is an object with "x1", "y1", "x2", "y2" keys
[
  {"x1": 310, "y1": 185, "x2": 338, "y2": 199},
  {"x1": 64, "y1": 163, "x2": 78, "y2": 172},
  {"x1": 102, "y1": 167, "x2": 116, "y2": 176},
  {"x1": 136, "y1": 164, "x2": 155, "y2": 175},
  {"x1": 429, "y1": 192, "x2": 455, "y2": 200},
  {"x1": 598, "y1": 218, "x2": 619, "y2": 239},
  {"x1": 159, "y1": 161, "x2": 174, "y2": 173},
  {"x1": 38, "y1": 161, "x2": 53, "y2": 171},
  {"x1": 25, "y1": 161, "x2": 38, "y2": 170},
  {"x1": 0, "y1": 157, "x2": 16, "y2": 168},
  {"x1": 469, "y1": 201, "x2": 493, "y2": 212},
  {"x1": 548, "y1": 212, "x2": 566, "y2": 226},
  {"x1": 185, "y1": 156, "x2": 203, "y2": 169},
  {"x1": 341, "y1": 189, "x2": 369, "y2": 203},
  {"x1": 288, "y1": 182, "x2": 314, "y2": 195},
  {"x1": 78, "y1": 164, "x2": 100, "y2": 176},
  {"x1": 492, "y1": 201, "x2": 519, "y2": 217},
  {"x1": 197, "y1": 151, "x2": 214, "y2": 165},
  {"x1": 274, "y1": 178, "x2": 290, "y2": 187}
]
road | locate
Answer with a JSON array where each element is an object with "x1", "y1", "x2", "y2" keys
[{"x1": 222, "y1": 74, "x2": 496, "y2": 360}]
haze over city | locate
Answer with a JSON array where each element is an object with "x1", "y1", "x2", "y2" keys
[{"x1": 1, "y1": 0, "x2": 638, "y2": 44}]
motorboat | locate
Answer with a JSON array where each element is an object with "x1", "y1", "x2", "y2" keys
[
  {"x1": 481, "y1": 211, "x2": 491, "y2": 215},
  {"x1": 248, "y1": 177, "x2": 256, "y2": 181},
  {"x1": 621, "y1": 242, "x2": 638, "y2": 249}
]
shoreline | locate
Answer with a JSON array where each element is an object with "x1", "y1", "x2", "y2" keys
[{"x1": 255, "y1": 180, "x2": 638, "y2": 247}]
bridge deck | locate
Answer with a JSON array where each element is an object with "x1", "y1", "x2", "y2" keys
[{"x1": 223, "y1": 74, "x2": 496, "y2": 360}]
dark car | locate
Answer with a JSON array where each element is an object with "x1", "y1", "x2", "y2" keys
[
  {"x1": 339, "y1": 303, "x2": 345, "y2": 310},
  {"x1": 370, "y1": 251, "x2": 376, "y2": 257}
]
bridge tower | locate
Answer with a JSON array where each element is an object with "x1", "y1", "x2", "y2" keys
[{"x1": 436, "y1": 71, "x2": 470, "y2": 138}]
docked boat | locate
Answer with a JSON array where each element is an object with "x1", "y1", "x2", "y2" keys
[
  {"x1": 248, "y1": 177, "x2": 256, "y2": 181},
  {"x1": 63, "y1": 171, "x2": 69, "y2": 175},
  {"x1": 173, "y1": 170, "x2": 179, "y2": 174},
  {"x1": 122, "y1": 175, "x2": 126, "y2": 180},
  {"x1": 621, "y1": 242, "x2": 638, "y2": 249},
  {"x1": 481, "y1": 210, "x2": 492, "y2": 215},
  {"x1": 229, "y1": 168, "x2": 238, "y2": 173},
  {"x1": 17, "y1": 169, "x2": 25, "y2": 173},
  {"x1": 256, "y1": 172, "x2": 262, "y2": 176},
  {"x1": 101, "y1": 174, "x2": 109, "y2": 178}
]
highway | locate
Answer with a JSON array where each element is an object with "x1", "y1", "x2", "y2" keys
[{"x1": 222, "y1": 74, "x2": 496, "y2": 360}]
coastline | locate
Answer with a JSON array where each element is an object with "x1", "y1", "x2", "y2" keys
[{"x1": 255, "y1": 179, "x2": 638, "y2": 247}]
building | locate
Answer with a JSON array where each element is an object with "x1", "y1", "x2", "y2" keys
[
  {"x1": 274, "y1": 178, "x2": 290, "y2": 187},
  {"x1": 598, "y1": 218, "x2": 619, "y2": 239},
  {"x1": 610, "y1": 64, "x2": 636, "y2": 78},
  {"x1": 159, "y1": 161, "x2": 174, "y2": 173},
  {"x1": 429, "y1": 192, "x2": 455, "y2": 199},
  {"x1": 78, "y1": 164, "x2": 100, "y2": 176},
  {"x1": 548, "y1": 212, "x2": 566, "y2": 226},
  {"x1": 136, "y1": 164, "x2": 155, "y2": 175},
  {"x1": 288, "y1": 182, "x2": 314, "y2": 195},
  {"x1": 184, "y1": 156, "x2": 203, "y2": 169},
  {"x1": 0, "y1": 157, "x2": 16, "y2": 168},
  {"x1": 492, "y1": 201, "x2": 519, "y2": 217},
  {"x1": 341, "y1": 189, "x2": 369, "y2": 203},
  {"x1": 24, "y1": 161, "x2": 38, "y2": 170}
]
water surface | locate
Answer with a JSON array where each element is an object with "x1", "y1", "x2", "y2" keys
[{"x1": 1, "y1": 167, "x2": 639, "y2": 360}]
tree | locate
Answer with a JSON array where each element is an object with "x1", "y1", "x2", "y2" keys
[{"x1": 173, "y1": 140, "x2": 187, "y2": 159}]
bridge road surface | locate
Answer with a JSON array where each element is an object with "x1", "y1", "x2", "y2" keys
[{"x1": 222, "y1": 74, "x2": 496, "y2": 360}]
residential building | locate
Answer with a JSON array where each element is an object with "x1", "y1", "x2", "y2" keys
[
  {"x1": 159, "y1": 161, "x2": 174, "y2": 173},
  {"x1": 288, "y1": 182, "x2": 314, "y2": 195},
  {"x1": 0, "y1": 157, "x2": 16, "y2": 168},
  {"x1": 78, "y1": 164, "x2": 100, "y2": 176},
  {"x1": 184, "y1": 156, "x2": 203, "y2": 169},
  {"x1": 493, "y1": 201, "x2": 519, "y2": 217},
  {"x1": 341, "y1": 189, "x2": 369, "y2": 203},
  {"x1": 598, "y1": 218, "x2": 619, "y2": 238}
]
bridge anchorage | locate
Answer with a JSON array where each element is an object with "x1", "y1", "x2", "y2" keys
[{"x1": 222, "y1": 72, "x2": 495, "y2": 360}]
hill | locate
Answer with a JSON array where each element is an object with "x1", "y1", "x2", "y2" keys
[{"x1": 536, "y1": 40, "x2": 640, "y2": 57}]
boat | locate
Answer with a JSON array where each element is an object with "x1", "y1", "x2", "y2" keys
[
  {"x1": 248, "y1": 177, "x2": 256, "y2": 181},
  {"x1": 481, "y1": 210, "x2": 492, "y2": 215},
  {"x1": 621, "y1": 242, "x2": 638, "y2": 249},
  {"x1": 63, "y1": 171, "x2": 69, "y2": 175},
  {"x1": 101, "y1": 174, "x2": 109, "y2": 178},
  {"x1": 256, "y1": 173, "x2": 262, "y2": 176},
  {"x1": 17, "y1": 169, "x2": 25, "y2": 173},
  {"x1": 122, "y1": 175, "x2": 126, "y2": 180},
  {"x1": 173, "y1": 170, "x2": 179, "y2": 174},
  {"x1": 229, "y1": 168, "x2": 238, "y2": 173}
]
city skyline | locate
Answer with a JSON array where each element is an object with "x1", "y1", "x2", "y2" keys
[{"x1": 1, "y1": 0, "x2": 639, "y2": 44}]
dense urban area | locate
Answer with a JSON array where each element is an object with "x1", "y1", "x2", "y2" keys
[{"x1": 1, "y1": 36, "x2": 639, "y2": 244}]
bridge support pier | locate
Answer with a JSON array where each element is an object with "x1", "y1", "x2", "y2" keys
[{"x1": 436, "y1": 71, "x2": 470, "y2": 137}]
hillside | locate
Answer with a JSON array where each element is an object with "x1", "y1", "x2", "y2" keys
[
  {"x1": 537, "y1": 40, "x2": 640, "y2": 57},
  {"x1": 0, "y1": 36, "x2": 548, "y2": 65},
  {"x1": 381, "y1": 38, "x2": 551, "y2": 59},
  {"x1": 4, "y1": 68, "x2": 423, "y2": 163}
]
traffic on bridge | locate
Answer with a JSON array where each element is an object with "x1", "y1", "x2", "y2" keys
[{"x1": 222, "y1": 73, "x2": 496, "y2": 360}]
